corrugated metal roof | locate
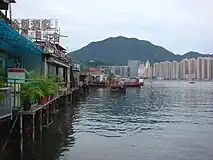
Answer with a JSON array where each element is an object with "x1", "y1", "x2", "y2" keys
[{"x1": 0, "y1": 20, "x2": 45, "y2": 55}]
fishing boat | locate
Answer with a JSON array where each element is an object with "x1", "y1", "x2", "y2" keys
[
  {"x1": 124, "y1": 78, "x2": 141, "y2": 87},
  {"x1": 138, "y1": 78, "x2": 144, "y2": 86},
  {"x1": 110, "y1": 83, "x2": 126, "y2": 93}
]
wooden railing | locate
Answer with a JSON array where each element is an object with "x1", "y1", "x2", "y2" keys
[{"x1": 0, "y1": 78, "x2": 79, "y2": 112}]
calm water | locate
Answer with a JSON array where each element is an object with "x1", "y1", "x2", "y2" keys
[{"x1": 9, "y1": 81, "x2": 213, "y2": 160}]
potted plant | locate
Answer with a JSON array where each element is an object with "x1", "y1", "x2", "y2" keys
[
  {"x1": 38, "y1": 76, "x2": 59, "y2": 104},
  {"x1": 48, "y1": 76, "x2": 60, "y2": 96},
  {"x1": 21, "y1": 82, "x2": 44, "y2": 110}
]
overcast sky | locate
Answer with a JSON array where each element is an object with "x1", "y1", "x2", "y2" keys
[{"x1": 12, "y1": 0, "x2": 213, "y2": 54}]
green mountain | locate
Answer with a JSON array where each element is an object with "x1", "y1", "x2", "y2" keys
[
  {"x1": 68, "y1": 36, "x2": 210, "y2": 65},
  {"x1": 182, "y1": 51, "x2": 212, "y2": 59}
]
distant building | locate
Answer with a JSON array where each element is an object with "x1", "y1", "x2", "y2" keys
[
  {"x1": 188, "y1": 58, "x2": 196, "y2": 79},
  {"x1": 128, "y1": 60, "x2": 139, "y2": 78},
  {"x1": 152, "y1": 57, "x2": 213, "y2": 80},
  {"x1": 138, "y1": 62, "x2": 145, "y2": 77},
  {"x1": 201, "y1": 57, "x2": 208, "y2": 80},
  {"x1": 145, "y1": 60, "x2": 151, "y2": 68},
  {"x1": 120, "y1": 66, "x2": 129, "y2": 77},
  {"x1": 197, "y1": 57, "x2": 202, "y2": 80},
  {"x1": 110, "y1": 66, "x2": 129, "y2": 77}
]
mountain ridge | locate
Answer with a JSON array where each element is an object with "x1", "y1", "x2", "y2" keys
[{"x1": 68, "y1": 36, "x2": 212, "y2": 65}]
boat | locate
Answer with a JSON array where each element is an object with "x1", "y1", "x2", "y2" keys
[
  {"x1": 110, "y1": 83, "x2": 126, "y2": 93},
  {"x1": 189, "y1": 79, "x2": 195, "y2": 84},
  {"x1": 124, "y1": 78, "x2": 141, "y2": 87},
  {"x1": 138, "y1": 78, "x2": 144, "y2": 86}
]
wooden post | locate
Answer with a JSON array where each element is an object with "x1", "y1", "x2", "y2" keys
[
  {"x1": 46, "y1": 106, "x2": 49, "y2": 128},
  {"x1": 40, "y1": 109, "x2": 42, "y2": 132},
  {"x1": 65, "y1": 95, "x2": 68, "y2": 106},
  {"x1": 70, "y1": 92, "x2": 73, "y2": 103},
  {"x1": 20, "y1": 114, "x2": 23, "y2": 159},
  {"x1": 69, "y1": 94, "x2": 72, "y2": 103},
  {"x1": 32, "y1": 114, "x2": 35, "y2": 155},
  {"x1": 32, "y1": 114, "x2": 35, "y2": 143},
  {"x1": 72, "y1": 92, "x2": 75, "y2": 104}
]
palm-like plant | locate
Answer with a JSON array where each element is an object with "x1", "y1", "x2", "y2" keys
[{"x1": 21, "y1": 82, "x2": 44, "y2": 110}]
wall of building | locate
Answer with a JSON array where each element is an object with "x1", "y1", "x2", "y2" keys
[
  {"x1": 152, "y1": 57, "x2": 213, "y2": 80},
  {"x1": 128, "y1": 60, "x2": 139, "y2": 78}
]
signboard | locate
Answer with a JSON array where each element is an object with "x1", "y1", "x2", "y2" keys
[
  {"x1": 7, "y1": 68, "x2": 26, "y2": 84},
  {"x1": 12, "y1": 19, "x2": 59, "y2": 42}
]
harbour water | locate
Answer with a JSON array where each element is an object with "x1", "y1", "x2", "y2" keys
[{"x1": 7, "y1": 81, "x2": 213, "y2": 160}]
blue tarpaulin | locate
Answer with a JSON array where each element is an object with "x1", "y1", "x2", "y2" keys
[{"x1": 0, "y1": 20, "x2": 45, "y2": 73}]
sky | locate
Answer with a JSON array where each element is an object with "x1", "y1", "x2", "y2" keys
[{"x1": 12, "y1": 0, "x2": 213, "y2": 54}]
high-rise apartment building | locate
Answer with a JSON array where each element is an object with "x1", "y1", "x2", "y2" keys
[
  {"x1": 201, "y1": 58, "x2": 208, "y2": 80},
  {"x1": 138, "y1": 62, "x2": 145, "y2": 77},
  {"x1": 207, "y1": 57, "x2": 212, "y2": 80},
  {"x1": 179, "y1": 59, "x2": 188, "y2": 79},
  {"x1": 188, "y1": 58, "x2": 196, "y2": 79},
  {"x1": 152, "y1": 57, "x2": 213, "y2": 80},
  {"x1": 110, "y1": 66, "x2": 129, "y2": 77},
  {"x1": 128, "y1": 60, "x2": 139, "y2": 78},
  {"x1": 196, "y1": 57, "x2": 202, "y2": 80}
]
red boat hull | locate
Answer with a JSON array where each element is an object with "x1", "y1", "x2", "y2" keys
[{"x1": 124, "y1": 82, "x2": 141, "y2": 87}]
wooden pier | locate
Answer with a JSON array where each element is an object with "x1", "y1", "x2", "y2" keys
[
  {"x1": 17, "y1": 86, "x2": 80, "y2": 158},
  {"x1": 0, "y1": 83, "x2": 85, "y2": 160}
]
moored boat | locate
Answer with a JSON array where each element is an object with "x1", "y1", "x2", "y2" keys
[
  {"x1": 189, "y1": 79, "x2": 195, "y2": 84},
  {"x1": 138, "y1": 78, "x2": 144, "y2": 86},
  {"x1": 110, "y1": 84, "x2": 126, "y2": 93},
  {"x1": 124, "y1": 78, "x2": 141, "y2": 87}
]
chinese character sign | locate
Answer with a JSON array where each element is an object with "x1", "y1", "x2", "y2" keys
[
  {"x1": 41, "y1": 19, "x2": 52, "y2": 29},
  {"x1": 21, "y1": 19, "x2": 30, "y2": 30},
  {"x1": 30, "y1": 19, "x2": 41, "y2": 30},
  {"x1": 13, "y1": 18, "x2": 59, "y2": 41}
]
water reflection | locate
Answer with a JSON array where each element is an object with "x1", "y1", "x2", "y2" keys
[{"x1": 6, "y1": 81, "x2": 213, "y2": 160}]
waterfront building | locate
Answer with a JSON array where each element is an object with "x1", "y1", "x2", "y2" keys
[
  {"x1": 145, "y1": 60, "x2": 151, "y2": 68},
  {"x1": 180, "y1": 59, "x2": 188, "y2": 79},
  {"x1": 207, "y1": 57, "x2": 212, "y2": 80},
  {"x1": 152, "y1": 57, "x2": 213, "y2": 80},
  {"x1": 110, "y1": 66, "x2": 129, "y2": 77},
  {"x1": 188, "y1": 58, "x2": 196, "y2": 79},
  {"x1": 196, "y1": 57, "x2": 202, "y2": 80},
  {"x1": 120, "y1": 66, "x2": 129, "y2": 77},
  {"x1": 147, "y1": 67, "x2": 153, "y2": 79},
  {"x1": 153, "y1": 63, "x2": 158, "y2": 78},
  {"x1": 138, "y1": 62, "x2": 145, "y2": 78},
  {"x1": 201, "y1": 57, "x2": 208, "y2": 80}
]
